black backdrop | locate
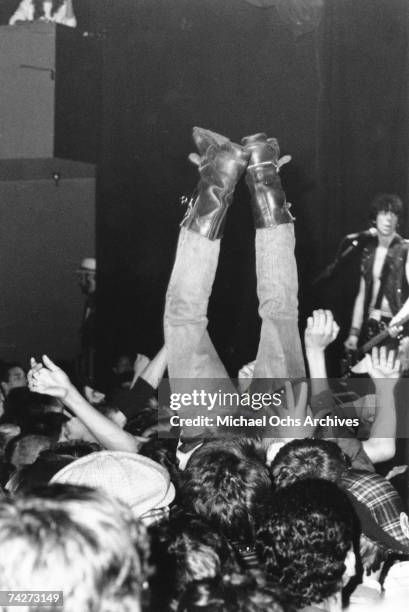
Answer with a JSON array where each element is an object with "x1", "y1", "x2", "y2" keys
[{"x1": 87, "y1": 0, "x2": 409, "y2": 376}]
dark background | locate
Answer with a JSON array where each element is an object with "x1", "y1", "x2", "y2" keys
[
  {"x1": 95, "y1": 0, "x2": 409, "y2": 377},
  {"x1": 2, "y1": 0, "x2": 408, "y2": 376}
]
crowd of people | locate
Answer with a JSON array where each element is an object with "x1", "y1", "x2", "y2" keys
[{"x1": 1, "y1": 127, "x2": 409, "y2": 611}]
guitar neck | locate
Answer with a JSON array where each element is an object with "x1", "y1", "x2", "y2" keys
[
  {"x1": 358, "y1": 313, "x2": 409, "y2": 356},
  {"x1": 359, "y1": 329, "x2": 390, "y2": 356}
]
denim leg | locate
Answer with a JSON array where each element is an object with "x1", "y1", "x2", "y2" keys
[
  {"x1": 253, "y1": 224, "x2": 305, "y2": 379},
  {"x1": 165, "y1": 228, "x2": 237, "y2": 441},
  {"x1": 164, "y1": 227, "x2": 229, "y2": 380}
]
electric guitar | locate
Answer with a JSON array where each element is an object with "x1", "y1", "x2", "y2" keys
[{"x1": 341, "y1": 314, "x2": 409, "y2": 376}]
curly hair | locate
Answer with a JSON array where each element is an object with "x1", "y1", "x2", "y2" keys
[
  {"x1": 270, "y1": 438, "x2": 348, "y2": 489},
  {"x1": 179, "y1": 438, "x2": 272, "y2": 545},
  {"x1": 167, "y1": 513, "x2": 243, "y2": 590},
  {"x1": 369, "y1": 193, "x2": 403, "y2": 221},
  {"x1": 256, "y1": 479, "x2": 356, "y2": 609},
  {"x1": 148, "y1": 513, "x2": 243, "y2": 611}
]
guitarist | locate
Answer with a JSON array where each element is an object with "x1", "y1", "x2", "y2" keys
[{"x1": 344, "y1": 194, "x2": 409, "y2": 357}]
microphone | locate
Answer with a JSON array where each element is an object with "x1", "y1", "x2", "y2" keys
[{"x1": 345, "y1": 227, "x2": 377, "y2": 241}]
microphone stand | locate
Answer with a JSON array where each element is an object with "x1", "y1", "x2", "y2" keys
[{"x1": 312, "y1": 239, "x2": 360, "y2": 286}]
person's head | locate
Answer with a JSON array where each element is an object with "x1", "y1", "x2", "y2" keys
[
  {"x1": 180, "y1": 438, "x2": 272, "y2": 545},
  {"x1": 5, "y1": 441, "x2": 100, "y2": 495},
  {"x1": 0, "y1": 484, "x2": 147, "y2": 612},
  {"x1": 5, "y1": 433, "x2": 52, "y2": 469},
  {"x1": 113, "y1": 354, "x2": 134, "y2": 375},
  {"x1": 139, "y1": 434, "x2": 180, "y2": 486},
  {"x1": 59, "y1": 415, "x2": 96, "y2": 443},
  {"x1": 60, "y1": 404, "x2": 125, "y2": 443},
  {"x1": 167, "y1": 514, "x2": 243, "y2": 591},
  {"x1": 0, "y1": 363, "x2": 27, "y2": 397},
  {"x1": 76, "y1": 257, "x2": 96, "y2": 295},
  {"x1": 51, "y1": 451, "x2": 175, "y2": 525},
  {"x1": 270, "y1": 438, "x2": 349, "y2": 489},
  {"x1": 148, "y1": 512, "x2": 244, "y2": 610},
  {"x1": 370, "y1": 194, "x2": 403, "y2": 237},
  {"x1": 1, "y1": 388, "x2": 62, "y2": 437},
  {"x1": 256, "y1": 479, "x2": 357, "y2": 609}
]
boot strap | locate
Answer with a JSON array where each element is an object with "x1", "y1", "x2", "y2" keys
[{"x1": 247, "y1": 160, "x2": 280, "y2": 172}]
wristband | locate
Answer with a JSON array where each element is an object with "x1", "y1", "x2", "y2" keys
[{"x1": 349, "y1": 327, "x2": 360, "y2": 337}]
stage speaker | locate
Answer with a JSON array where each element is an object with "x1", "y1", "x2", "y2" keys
[{"x1": 0, "y1": 22, "x2": 101, "y2": 162}]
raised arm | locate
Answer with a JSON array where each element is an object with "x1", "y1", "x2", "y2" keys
[
  {"x1": 28, "y1": 356, "x2": 142, "y2": 453},
  {"x1": 361, "y1": 346, "x2": 400, "y2": 463},
  {"x1": 131, "y1": 345, "x2": 167, "y2": 390},
  {"x1": 305, "y1": 309, "x2": 339, "y2": 400}
]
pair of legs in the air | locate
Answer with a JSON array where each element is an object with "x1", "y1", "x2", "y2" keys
[{"x1": 164, "y1": 127, "x2": 305, "y2": 438}]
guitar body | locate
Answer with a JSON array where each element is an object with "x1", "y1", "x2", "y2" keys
[{"x1": 341, "y1": 317, "x2": 406, "y2": 377}]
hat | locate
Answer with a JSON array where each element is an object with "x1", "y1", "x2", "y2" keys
[
  {"x1": 342, "y1": 470, "x2": 409, "y2": 554},
  {"x1": 51, "y1": 451, "x2": 175, "y2": 521},
  {"x1": 78, "y1": 257, "x2": 96, "y2": 272}
]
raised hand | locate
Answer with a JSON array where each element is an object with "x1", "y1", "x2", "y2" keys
[
  {"x1": 305, "y1": 309, "x2": 340, "y2": 352},
  {"x1": 28, "y1": 355, "x2": 71, "y2": 399},
  {"x1": 277, "y1": 381, "x2": 315, "y2": 440},
  {"x1": 365, "y1": 346, "x2": 401, "y2": 385}
]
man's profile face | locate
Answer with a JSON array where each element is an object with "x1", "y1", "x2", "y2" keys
[{"x1": 376, "y1": 210, "x2": 398, "y2": 237}]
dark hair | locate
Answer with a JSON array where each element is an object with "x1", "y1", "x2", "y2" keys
[
  {"x1": 0, "y1": 362, "x2": 24, "y2": 384},
  {"x1": 370, "y1": 193, "x2": 403, "y2": 221},
  {"x1": 177, "y1": 575, "x2": 287, "y2": 612},
  {"x1": 148, "y1": 512, "x2": 244, "y2": 611},
  {"x1": 139, "y1": 434, "x2": 180, "y2": 486},
  {"x1": 48, "y1": 440, "x2": 102, "y2": 459},
  {"x1": 256, "y1": 479, "x2": 356, "y2": 608},
  {"x1": 5, "y1": 442, "x2": 100, "y2": 494},
  {"x1": 270, "y1": 438, "x2": 348, "y2": 489},
  {"x1": 0, "y1": 389, "x2": 63, "y2": 437},
  {"x1": 168, "y1": 514, "x2": 243, "y2": 589},
  {"x1": 125, "y1": 405, "x2": 158, "y2": 436},
  {"x1": 180, "y1": 438, "x2": 272, "y2": 545}
]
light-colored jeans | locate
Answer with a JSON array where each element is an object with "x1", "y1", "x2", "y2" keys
[
  {"x1": 164, "y1": 224, "x2": 305, "y2": 437},
  {"x1": 165, "y1": 224, "x2": 304, "y2": 375}
]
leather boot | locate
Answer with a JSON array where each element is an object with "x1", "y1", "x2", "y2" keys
[
  {"x1": 181, "y1": 127, "x2": 250, "y2": 240},
  {"x1": 242, "y1": 133, "x2": 293, "y2": 228}
]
